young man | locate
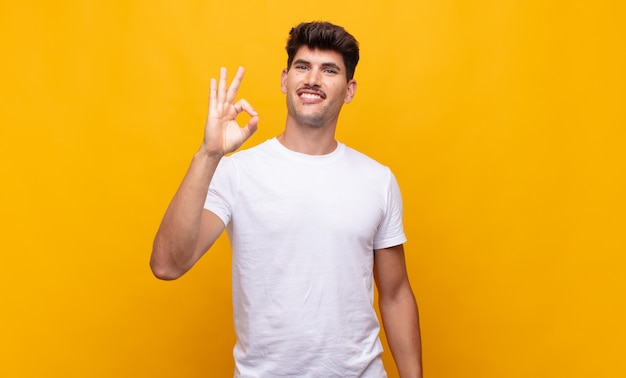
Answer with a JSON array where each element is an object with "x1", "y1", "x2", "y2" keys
[{"x1": 151, "y1": 21, "x2": 422, "y2": 377}]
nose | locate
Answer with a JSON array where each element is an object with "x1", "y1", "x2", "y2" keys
[{"x1": 304, "y1": 68, "x2": 322, "y2": 87}]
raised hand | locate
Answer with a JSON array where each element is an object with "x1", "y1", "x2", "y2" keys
[{"x1": 203, "y1": 67, "x2": 259, "y2": 157}]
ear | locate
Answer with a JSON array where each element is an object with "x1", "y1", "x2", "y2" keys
[
  {"x1": 280, "y1": 69, "x2": 288, "y2": 94},
  {"x1": 344, "y1": 80, "x2": 357, "y2": 103}
]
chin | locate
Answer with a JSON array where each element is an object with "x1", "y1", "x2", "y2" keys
[
  {"x1": 296, "y1": 115, "x2": 326, "y2": 128},
  {"x1": 288, "y1": 108, "x2": 326, "y2": 128}
]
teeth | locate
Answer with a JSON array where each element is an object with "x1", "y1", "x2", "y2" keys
[{"x1": 300, "y1": 93, "x2": 321, "y2": 99}]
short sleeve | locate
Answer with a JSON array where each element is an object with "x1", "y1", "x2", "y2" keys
[
  {"x1": 204, "y1": 157, "x2": 237, "y2": 227},
  {"x1": 373, "y1": 170, "x2": 407, "y2": 250}
]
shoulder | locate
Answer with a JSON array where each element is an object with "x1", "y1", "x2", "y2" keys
[
  {"x1": 217, "y1": 139, "x2": 276, "y2": 170},
  {"x1": 341, "y1": 144, "x2": 392, "y2": 176},
  {"x1": 229, "y1": 139, "x2": 273, "y2": 159}
]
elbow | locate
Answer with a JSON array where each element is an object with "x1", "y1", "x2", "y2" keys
[
  {"x1": 150, "y1": 249, "x2": 186, "y2": 281},
  {"x1": 150, "y1": 262, "x2": 183, "y2": 281},
  {"x1": 379, "y1": 284, "x2": 418, "y2": 309}
]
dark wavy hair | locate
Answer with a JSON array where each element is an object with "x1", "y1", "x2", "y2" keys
[{"x1": 285, "y1": 21, "x2": 360, "y2": 82}]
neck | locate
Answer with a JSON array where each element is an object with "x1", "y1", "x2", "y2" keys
[{"x1": 277, "y1": 118, "x2": 338, "y2": 155}]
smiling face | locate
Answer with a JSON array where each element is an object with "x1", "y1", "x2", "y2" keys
[{"x1": 281, "y1": 46, "x2": 357, "y2": 129}]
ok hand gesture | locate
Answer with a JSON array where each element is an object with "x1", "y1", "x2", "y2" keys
[{"x1": 203, "y1": 67, "x2": 259, "y2": 157}]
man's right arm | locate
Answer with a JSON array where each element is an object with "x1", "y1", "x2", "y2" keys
[
  {"x1": 150, "y1": 67, "x2": 258, "y2": 280},
  {"x1": 150, "y1": 152, "x2": 225, "y2": 280}
]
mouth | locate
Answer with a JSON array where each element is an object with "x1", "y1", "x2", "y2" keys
[{"x1": 297, "y1": 88, "x2": 326, "y2": 100}]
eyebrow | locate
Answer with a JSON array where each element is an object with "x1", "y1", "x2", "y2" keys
[{"x1": 293, "y1": 58, "x2": 342, "y2": 72}]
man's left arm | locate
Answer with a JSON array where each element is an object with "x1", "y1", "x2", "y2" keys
[{"x1": 374, "y1": 244, "x2": 423, "y2": 377}]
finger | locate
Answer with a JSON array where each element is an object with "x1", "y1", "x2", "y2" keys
[
  {"x1": 208, "y1": 78, "x2": 217, "y2": 113},
  {"x1": 233, "y1": 98, "x2": 258, "y2": 117},
  {"x1": 241, "y1": 115, "x2": 260, "y2": 140},
  {"x1": 235, "y1": 98, "x2": 259, "y2": 140},
  {"x1": 217, "y1": 67, "x2": 227, "y2": 105},
  {"x1": 226, "y1": 66, "x2": 245, "y2": 104}
]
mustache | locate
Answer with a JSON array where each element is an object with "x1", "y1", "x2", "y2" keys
[{"x1": 296, "y1": 85, "x2": 326, "y2": 99}]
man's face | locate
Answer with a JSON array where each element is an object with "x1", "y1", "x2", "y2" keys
[{"x1": 281, "y1": 46, "x2": 356, "y2": 128}]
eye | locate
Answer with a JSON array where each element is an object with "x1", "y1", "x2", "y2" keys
[
  {"x1": 324, "y1": 68, "x2": 338, "y2": 74},
  {"x1": 295, "y1": 65, "x2": 309, "y2": 71}
]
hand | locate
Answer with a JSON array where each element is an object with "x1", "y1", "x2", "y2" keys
[{"x1": 203, "y1": 67, "x2": 259, "y2": 157}]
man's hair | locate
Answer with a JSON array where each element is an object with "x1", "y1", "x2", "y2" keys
[{"x1": 286, "y1": 21, "x2": 360, "y2": 81}]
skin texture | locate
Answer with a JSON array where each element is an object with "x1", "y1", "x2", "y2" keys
[
  {"x1": 375, "y1": 245, "x2": 423, "y2": 377},
  {"x1": 151, "y1": 46, "x2": 422, "y2": 376},
  {"x1": 278, "y1": 47, "x2": 356, "y2": 155},
  {"x1": 150, "y1": 67, "x2": 257, "y2": 280},
  {"x1": 282, "y1": 48, "x2": 356, "y2": 129}
]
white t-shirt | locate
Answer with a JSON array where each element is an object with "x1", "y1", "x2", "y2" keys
[{"x1": 205, "y1": 138, "x2": 406, "y2": 377}]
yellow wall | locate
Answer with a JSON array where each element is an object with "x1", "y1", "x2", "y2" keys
[{"x1": 1, "y1": 1, "x2": 624, "y2": 377}]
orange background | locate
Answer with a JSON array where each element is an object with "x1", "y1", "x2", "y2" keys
[{"x1": 1, "y1": 1, "x2": 625, "y2": 377}]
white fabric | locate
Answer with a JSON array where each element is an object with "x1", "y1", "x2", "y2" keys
[{"x1": 204, "y1": 138, "x2": 406, "y2": 378}]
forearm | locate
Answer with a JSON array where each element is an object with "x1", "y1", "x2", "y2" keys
[
  {"x1": 379, "y1": 285, "x2": 423, "y2": 377},
  {"x1": 150, "y1": 149, "x2": 221, "y2": 279}
]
